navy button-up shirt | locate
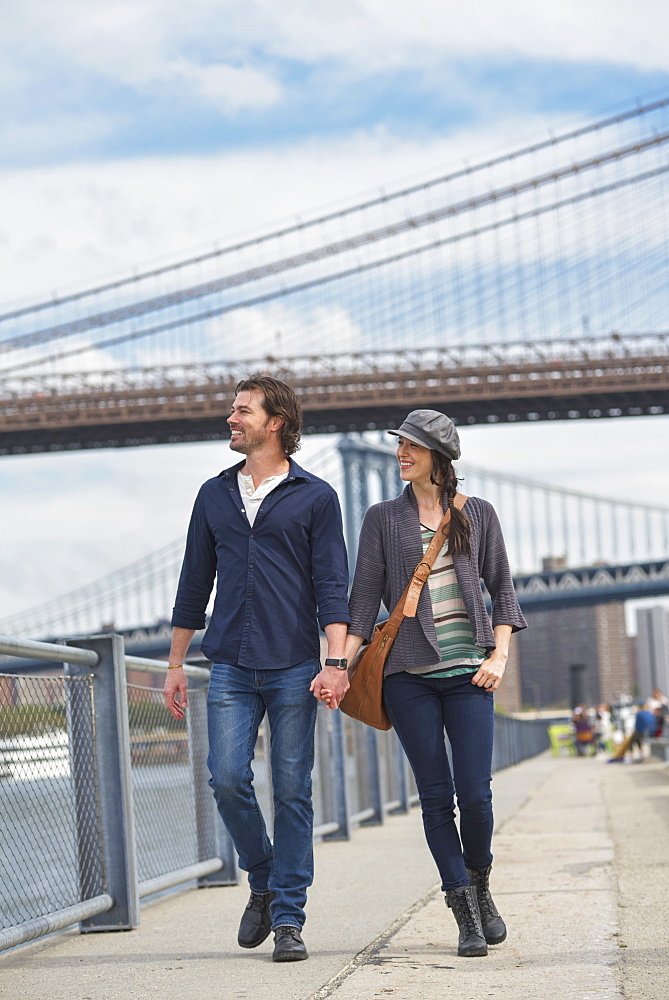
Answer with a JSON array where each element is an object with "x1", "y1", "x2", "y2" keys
[{"x1": 171, "y1": 459, "x2": 351, "y2": 669}]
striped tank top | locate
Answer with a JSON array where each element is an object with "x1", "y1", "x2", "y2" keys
[{"x1": 407, "y1": 525, "x2": 486, "y2": 678}]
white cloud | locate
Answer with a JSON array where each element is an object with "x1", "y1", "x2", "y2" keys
[
  {"x1": 151, "y1": 60, "x2": 283, "y2": 114},
  {"x1": 1, "y1": 1, "x2": 284, "y2": 118},
  {"x1": 2, "y1": 0, "x2": 667, "y2": 136},
  {"x1": 164, "y1": 0, "x2": 669, "y2": 74},
  {"x1": 209, "y1": 301, "x2": 360, "y2": 361},
  {"x1": 0, "y1": 112, "x2": 578, "y2": 307}
]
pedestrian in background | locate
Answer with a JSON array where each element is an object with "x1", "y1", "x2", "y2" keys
[
  {"x1": 164, "y1": 376, "x2": 350, "y2": 962},
  {"x1": 339, "y1": 410, "x2": 527, "y2": 958},
  {"x1": 629, "y1": 702, "x2": 657, "y2": 759}
]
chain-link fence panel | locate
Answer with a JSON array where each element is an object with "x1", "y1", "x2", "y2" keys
[
  {"x1": 127, "y1": 683, "x2": 202, "y2": 884},
  {"x1": 0, "y1": 673, "x2": 104, "y2": 929}
]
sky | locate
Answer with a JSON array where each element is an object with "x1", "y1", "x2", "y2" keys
[{"x1": 1, "y1": 0, "x2": 669, "y2": 627}]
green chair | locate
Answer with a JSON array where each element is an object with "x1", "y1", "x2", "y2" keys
[{"x1": 548, "y1": 723, "x2": 576, "y2": 757}]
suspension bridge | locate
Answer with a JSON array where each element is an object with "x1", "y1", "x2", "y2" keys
[
  {"x1": 0, "y1": 97, "x2": 668, "y2": 453},
  {"x1": 1, "y1": 96, "x2": 669, "y2": 662}
]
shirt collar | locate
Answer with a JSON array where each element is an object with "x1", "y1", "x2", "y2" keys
[{"x1": 219, "y1": 457, "x2": 312, "y2": 483}]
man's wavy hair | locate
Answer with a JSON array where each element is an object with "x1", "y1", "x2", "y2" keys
[{"x1": 235, "y1": 375, "x2": 302, "y2": 456}]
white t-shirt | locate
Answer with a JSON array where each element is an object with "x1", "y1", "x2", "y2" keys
[{"x1": 237, "y1": 470, "x2": 288, "y2": 526}]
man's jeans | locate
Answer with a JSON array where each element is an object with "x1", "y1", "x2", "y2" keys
[
  {"x1": 383, "y1": 670, "x2": 495, "y2": 891},
  {"x1": 207, "y1": 660, "x2": 319, "y2": 929}
]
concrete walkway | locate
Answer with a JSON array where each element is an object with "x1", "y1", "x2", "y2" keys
[{"x1": 2, "y1": 753, "x2": 668, "y2": 1000}]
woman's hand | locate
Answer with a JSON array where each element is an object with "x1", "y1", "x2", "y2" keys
[
  {"x1": 471, "y1": 625, "x2": 512, "y2": 691},
  {"x1": 471, "y1": 654, "x2": 506, "y2": 691},
  {"x1": 310, "y1": 665, "x2": 350, "y2": 709}
]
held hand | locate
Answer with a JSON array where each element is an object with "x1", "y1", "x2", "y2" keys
[
  {"x1": 471, "y1": 654, "x2": 506, "y2": 691},
  {"x1": 163, "y1": 666, "x2": 188, "y2": 720},
  {"x1": 310, "y1": 665, "x2": 350, "y2": 709}
]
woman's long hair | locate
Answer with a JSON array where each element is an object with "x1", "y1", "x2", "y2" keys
[{"x1": 430, "y1": 453, "x2": 471, "y2": 558}]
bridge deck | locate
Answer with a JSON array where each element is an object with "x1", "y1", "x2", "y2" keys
[
  {"x1": 1, "y1": 338, "x2": 668, "y2": 453},
  {"x1": 2, "y1": 753, "x2": 666, "y2": 1000}
]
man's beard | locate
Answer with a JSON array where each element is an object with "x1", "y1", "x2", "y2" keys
[{"x1": 229, "y1": 422, "x2": 270, "y2": 454}]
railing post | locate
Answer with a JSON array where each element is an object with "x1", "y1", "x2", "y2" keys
[
  {"x1": 324, "y1": 709, "x2": 350, "y2": 840},
  {"x1": 186, "y1": 679, "x2": 238, "y2": 885},
  {"x1": 65, "y1": 634, "x2": 140, "y2": 931},
  {"x1": 390, "y1": 730, "x2": 409, "y2": 813},
  {"x1": 361, "y1": 727, "x2": 384, "y2": 825}
]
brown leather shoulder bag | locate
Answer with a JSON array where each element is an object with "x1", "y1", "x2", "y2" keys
[{"x1": 340, "y1": 493, "x2": 468, "y2": 730}]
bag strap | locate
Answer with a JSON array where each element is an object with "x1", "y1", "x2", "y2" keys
[{"x1": 388, "y1": 492, "x2": 468, "y2": 625}]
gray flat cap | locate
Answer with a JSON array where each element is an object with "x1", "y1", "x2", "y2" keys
[{"x1": 387, "y1": 409, "x2": 461, "y2": 460}]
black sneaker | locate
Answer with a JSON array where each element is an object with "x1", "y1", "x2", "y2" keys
[
  {"x1": 272, "y1": 925, "x2": 308, "y2": 962},
  {"x1": 237, "y1": 890, "x2": 275, "y2": 948}
]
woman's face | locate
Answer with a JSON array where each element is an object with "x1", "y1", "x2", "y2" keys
[{"x1": 396, "y1": 436, "x2": 434, "y2": 483}]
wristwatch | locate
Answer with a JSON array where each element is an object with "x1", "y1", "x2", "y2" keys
[{"x1": 325, "y1": 657, "x2": 349, "y2": 671}]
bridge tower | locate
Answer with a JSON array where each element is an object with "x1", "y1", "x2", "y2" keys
[{"x1": 338, "y1": 435, "x2": 401, "y2": 570}]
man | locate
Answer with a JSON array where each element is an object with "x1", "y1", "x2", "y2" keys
[
  {"x1": 609, "y1": 700, "x2": 658, "y2": 762},
  {"x1": 164, "y1": 375, "x2": 350, "y2": 962},
  {"x1": 630, "y1": 702, "x2": 657, "y2": 759}
]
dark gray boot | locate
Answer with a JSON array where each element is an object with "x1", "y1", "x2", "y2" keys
[
  {"x1": 466, "y1": 864, "x2": 507, "y2": 945},
  {"x1": 445, "y1": 885, "x2": 488, "y2": 957}
]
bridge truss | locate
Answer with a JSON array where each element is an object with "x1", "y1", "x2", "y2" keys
[{"x1": 0, "y1": 97, "x2": 668, "y2": 452}]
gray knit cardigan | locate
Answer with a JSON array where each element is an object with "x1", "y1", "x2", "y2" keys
[{"x1": 347, "y1": 486, "x2": 527, "y2": 677}]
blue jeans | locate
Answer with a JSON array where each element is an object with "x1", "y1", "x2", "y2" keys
[
  {"x1": 383, "y1": 670, "x2": 495, "y2": 891},
  {"x1": 207, "y1": 660, "x2": 319, "y2": 929}
]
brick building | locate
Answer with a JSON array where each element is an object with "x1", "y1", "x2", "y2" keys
[{"x1": 514, "y1": 601, "x2": 633, "y2": 709}]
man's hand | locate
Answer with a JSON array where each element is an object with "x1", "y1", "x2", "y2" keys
[
  {"x1": 310, "y1": 664, "x2": 350, "y2": 710},
  {"x1": 164, "y1": 666, "x2": 188, "y2": 720}
]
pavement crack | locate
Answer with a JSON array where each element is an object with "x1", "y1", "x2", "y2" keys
[{"x1": 306, "y1": 883, "x2": 442, "y2": 1000}]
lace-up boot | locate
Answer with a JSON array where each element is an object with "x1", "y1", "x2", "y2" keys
[
  {"x1": 272, "y1": 925, "x2": 308, "y2": 962},
  {"x1": 445, "y1": 885, "x2": 488, "y2": 957},
  {"x1": 237, "y1": 890, "x2": 275, "y2": 948},
  {"x1": 466, "y1": 864, "x2": 507, "y2": 944}
]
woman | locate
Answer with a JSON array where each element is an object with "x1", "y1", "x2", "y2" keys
[
  {"x1": 342, "y1": 410, "x2": 526, "y2": 958},
  {"x1": 572, "y1": 705, "x2": 595, "y2": 756}
]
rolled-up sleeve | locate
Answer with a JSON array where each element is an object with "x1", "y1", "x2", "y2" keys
[
  {"x1": 348, "y1": 505, "x2": 387, "y2": 642},
  {"x1": 171, "y1": 490, "x2": 216, "y2": 630},
  {"x1": 310, "y1": 490, "x2": 351, "y2": 629}
]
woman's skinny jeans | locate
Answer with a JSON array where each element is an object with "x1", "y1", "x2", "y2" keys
[{"x1": 383, "y1": 670, "x2": 495, "y2": 891}]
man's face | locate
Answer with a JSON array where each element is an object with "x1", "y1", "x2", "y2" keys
[{"x1": 227, "y1": 390, "x2": 274, "y2": 454}]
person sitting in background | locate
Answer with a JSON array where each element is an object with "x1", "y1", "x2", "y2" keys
[
  {"x1": 647, "y1": 689, "x2": 668, "y2": 736},
  {"x1": 647, "y1": 688, "x2": 668, "y2": 712},
  {"x1": 572, "y1": 705, "x2": 595, "y2": 756},
  {"x1": 593, "y1": 704, "x2": 612, "y2": 755}
]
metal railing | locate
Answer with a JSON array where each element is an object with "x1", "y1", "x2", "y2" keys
[{"x1": 0, "y1": 631, "x2": 549, "y2": 954}]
